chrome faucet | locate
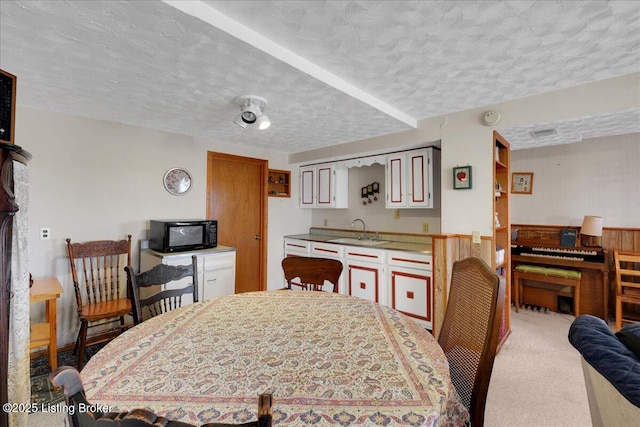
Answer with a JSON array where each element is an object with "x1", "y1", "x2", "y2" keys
[{"x1": 351, "y1": 218, "x2": 367, "y2": 240}]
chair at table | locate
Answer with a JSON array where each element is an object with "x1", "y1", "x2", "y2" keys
[
  {"x1": 125, "y1": 255, "x2": 198, "y2": 325},
  {"x1": 49, "y1": 366, "x2": 273, "y2": 427},
  {"x1": 437, "y1": 257, "x2": 505, "y2": 427},
  {"x1": 614, "y1": 250, "x2": 640, "y2": 331},
  {"x1": 281, "y1": 256, "x2": 343, "y2": 292},
  {"x1": 66, "y1": 236, "x2": 132, "y2": 370}
]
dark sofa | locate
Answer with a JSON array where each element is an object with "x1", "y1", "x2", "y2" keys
[{"x1": 568, "y1": 314, "x2": 640, "y2": 426}]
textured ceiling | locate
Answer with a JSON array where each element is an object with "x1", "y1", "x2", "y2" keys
[{"x1": 0, "y1": 0, "x2": 639, "y2": 154}]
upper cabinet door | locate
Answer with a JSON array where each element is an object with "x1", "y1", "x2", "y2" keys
[
  {"x1": 386, "y1": 148, "x2": 436, "y2": 209},
  {"x1": 386, "y1": 155, "x2": 405, "y2": 207},
  {"x1": 408, "y1": 150, "x2": 429, "y2": 207},
  {"x1": 316, "y1": 165, "x2": 333, "y2": 207},
  {"x1": 300, "y1": 167, "x2": 315, "y2": 207}
]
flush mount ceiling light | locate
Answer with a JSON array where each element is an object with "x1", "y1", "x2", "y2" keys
[{"x1": 233, "y1": 95, "x2": 271, "y2": 130}]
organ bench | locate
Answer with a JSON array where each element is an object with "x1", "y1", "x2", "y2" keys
[{"x1": 513, "y1": 264, "x2": 581, "y2": 315}]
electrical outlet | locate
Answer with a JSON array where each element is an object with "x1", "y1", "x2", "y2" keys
[
  {"x1": 394, "y1": 209, "x2": 400, "y2": 219},
  {"x1": 472, "y1": 230, "x2": 481, "y2": 244},
  {"x1": 40, "y1": 227, "x2": 51, "y2": 240},
  {"x1": 422, "y1": 223, "x2": 429, "y2": 233}
]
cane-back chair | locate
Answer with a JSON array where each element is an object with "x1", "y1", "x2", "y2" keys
[
  {"x1": 614, "y1": 250, "x2": 640, "y2": 331},
  {"x1": 49, "y1": 366, "x2": 273, "y2": 427},
  {"x1": 281, "y1": 256, "x2": 343, "y2": 292},
  {"x1": 66, "y1": 236, "x2": 132, "y2": 370},
  {"x1": 125, "y1": 255, "x2": 198, "y2": 325},
  {"x1": 437, "y1": 257, "x2": 505, "y2": 427}
]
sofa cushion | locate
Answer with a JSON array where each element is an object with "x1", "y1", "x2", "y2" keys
[
  {"x1": 617, "y1": 324, "x2": 640, "y2": 360},
  {"x1": 569, "y1": 315, "x2": 640, "y2": 408}
]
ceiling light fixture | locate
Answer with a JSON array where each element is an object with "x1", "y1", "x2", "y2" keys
[{"x1": 233, "y1": 95, "x2": 270, "y2": 130}]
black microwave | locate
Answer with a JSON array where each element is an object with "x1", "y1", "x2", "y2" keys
[{"x1": 149, "y1": 219, "x2": 217, "y2": 253}]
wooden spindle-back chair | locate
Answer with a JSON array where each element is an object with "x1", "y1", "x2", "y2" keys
[{"x1": 66, "y1": 236, "x2": 132, "y2": 370}]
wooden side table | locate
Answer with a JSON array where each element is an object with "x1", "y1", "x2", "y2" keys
[{"x1": 30, "y1": 277, "x2": 63, "y2": 370}]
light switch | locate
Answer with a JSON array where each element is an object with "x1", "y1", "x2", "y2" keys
[{"x1": 472, "y1": 230, "x2": 481, "y2": 244}]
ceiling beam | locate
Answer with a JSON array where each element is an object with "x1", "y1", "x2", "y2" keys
[{"x1": 162, "y1": 0, "x2": 417, "y2": 128}]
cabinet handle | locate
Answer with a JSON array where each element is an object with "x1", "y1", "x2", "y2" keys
[
  {"x1": 407, "y1": 291, "x2": 414, "y2": 299},
  {"x1": 360, "y1": 282, "x2": 366, "y2": 289}
]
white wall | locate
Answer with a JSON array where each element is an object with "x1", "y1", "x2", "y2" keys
[
  {"x1": 511, "y1": 133, "x2": 639, "y2": 228},
  {"x1": 18, "y1": 106, "x2": 309, "y2": 345}
]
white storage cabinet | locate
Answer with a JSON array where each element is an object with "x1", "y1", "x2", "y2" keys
[
  {"x1": 387, "y1": 251, "x2": 433, "y2": 330},
  {"x1": 299, "y1": 163, "x2": 348, "y2": 208},
  {"x1": 140, "y1": 247, "x2": 236, "y2": 304},
  {"x1": 344, "y1": 246, "x2": 386, "y2": 305},
  {"x1": 386, "y1": 147, "x2": 440, "y2": 209}
]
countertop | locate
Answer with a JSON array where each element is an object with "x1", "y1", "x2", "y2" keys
[
  {"x1": 142, "y1": 245, "x2": 236, "y2": 258},
  {"x1": 285, "y1": 233, "x2": 432, "y2": 255}
]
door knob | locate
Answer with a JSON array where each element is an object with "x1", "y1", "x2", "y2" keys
[{"x1": 254, "y1": 235, "x2": 261, "y2": 240}]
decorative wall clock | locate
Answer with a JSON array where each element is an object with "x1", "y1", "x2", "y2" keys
[{"x1": 163, "y1": 167, "x2": 192, "y2": 195}]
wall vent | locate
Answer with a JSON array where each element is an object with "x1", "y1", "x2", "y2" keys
[{"x1": 529, "y1": 127, "x2": 557, "y2": 138}]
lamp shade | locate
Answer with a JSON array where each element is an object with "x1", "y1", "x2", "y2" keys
[{"x1": 581, "y1": 216, "x2": 603, "y2": 237}]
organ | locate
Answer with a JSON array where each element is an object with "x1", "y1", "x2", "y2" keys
[{"x1": 511, "y1": 226, "x2": 608, "y2": 319}]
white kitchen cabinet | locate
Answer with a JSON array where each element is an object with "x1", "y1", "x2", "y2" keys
[
  {"x1": 344, "y1": 246, "x2": 386, "y2": 305},
  {"x1": 283, "y1": 238, "x2": 310, "y2": 257},
  {"x1": 299, "y1": 163, "x2": 348, "y2": 208},
  {"x1": 310, "y1": 241, "x2": 344, "y2": 293},
  {"x1": 140, "y1": 247, "x2": 236, "y2": 305},
  {"x1": 386, "y1": 147, "x2": 440, "y2": 209},
  {"x1": 387, "y1": 251, "x2": 433, "y2": 330}
]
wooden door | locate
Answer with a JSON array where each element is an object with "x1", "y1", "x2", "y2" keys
[{"x1": 207, "y1": 152, "x2": 267, "y2": 293}]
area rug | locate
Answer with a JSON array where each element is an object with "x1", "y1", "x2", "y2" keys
[{"x1": 30, "y1": 343, "x2": 106, "y2": 405}]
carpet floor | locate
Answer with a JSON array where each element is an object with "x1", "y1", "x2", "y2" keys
[{"x1": 30, "y1": 343, "x2": 105, "y2": 406}]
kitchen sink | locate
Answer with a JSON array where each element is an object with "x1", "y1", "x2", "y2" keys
[{"x1": 328, "y1": 237, "x2": 390, "y2": 246}]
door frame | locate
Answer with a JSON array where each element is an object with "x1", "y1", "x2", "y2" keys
[{"x1": 206, "y1": 152, "x2": 268, "y2": 292}]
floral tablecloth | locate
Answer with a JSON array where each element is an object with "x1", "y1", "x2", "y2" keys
[{"x1": 82, "y1": 291, "x2": 469, "y2": 426}]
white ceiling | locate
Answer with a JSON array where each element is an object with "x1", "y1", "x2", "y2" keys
[{"x1": 0, "y1": 0, "x2": 638, "y2": 154}]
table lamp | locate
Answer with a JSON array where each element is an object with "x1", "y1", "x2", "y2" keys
[{"x1": 581, "y1": 215, "x2": 603, "y2": 247}]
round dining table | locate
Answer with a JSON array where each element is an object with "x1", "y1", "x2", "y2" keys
[{"x1": 82, "y1": 291, "x2": 469, "y2": 426}]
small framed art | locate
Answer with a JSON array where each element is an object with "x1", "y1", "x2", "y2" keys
[
  {"x1": 512, "y1": 172, "x2": 534, "y2": 194},
  {"x1": 453, "y1": 166, "x2": 472, "y2": 190}
]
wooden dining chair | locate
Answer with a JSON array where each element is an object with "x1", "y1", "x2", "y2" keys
[
  {"x1": 281, "y1": 256, "x2": 343, "y2": 292},
  {"x1": 49, "y1": 366, "x2": 273, "y2": 427},
  {"x1": 437, "y1": 257, "x2": 505, "y2": 427},
  {"x1": 66, "y1": 236, "x2": 132, "y2": 370},
  {"x1": 125, "y1": 255, "x2": 198, "y2": 325},
  {"x1": 614, "y1": 250, "x2": 640, "y2": 331}
]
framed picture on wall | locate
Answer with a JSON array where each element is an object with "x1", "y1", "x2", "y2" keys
[
  {"x1": 453, "y1": 166, "x2": 472, "y2": 190},
  {"x1": 512, "y1": 172, "x2": 534, "y2": 194}
]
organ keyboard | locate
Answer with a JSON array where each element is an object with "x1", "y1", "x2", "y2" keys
[{"x1": 512, "y1": 245, "x2": 604, "y2": 263}]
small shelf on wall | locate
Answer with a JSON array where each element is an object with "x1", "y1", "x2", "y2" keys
[{"x1": 268, "y1": 169, "x2": 291, "y2": 198}]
